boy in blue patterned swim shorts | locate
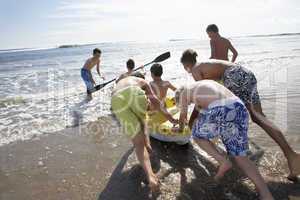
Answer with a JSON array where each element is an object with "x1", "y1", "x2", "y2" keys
[{"x1": 173, "y1": 80, "x2": 274, "y2": 200}]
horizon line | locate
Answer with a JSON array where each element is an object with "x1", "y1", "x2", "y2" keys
[{"x1": 1, "y1": 32, "x2": 300, "y2": 52}]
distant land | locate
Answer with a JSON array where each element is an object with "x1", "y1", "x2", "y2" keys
[
  {"x1": 247, "y1": 32, "x2": 300, "y2": 38},
  {"x1": 169, "y1": 38, "x2": 196, "y2": 42},
  {"x1": 1, "y1": 32, "x2": 300, "y2": 52}
]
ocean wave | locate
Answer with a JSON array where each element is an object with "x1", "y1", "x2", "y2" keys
[{"x1": 0, "y1": 96, "x2": 26, "y2": 108}]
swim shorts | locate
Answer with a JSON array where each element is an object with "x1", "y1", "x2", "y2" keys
[
  {"x1": 192, "y1": 97, "x2": 249, "y2": 156},
  {"x1": 223, "y1": 65, "x2": 261, "y2": 105},
  {"x1": 111, "y1": 86, "x2": 147, "y2": 139},
  {"x1": 81, "y1": 68, "x2": 95, "y2": 94}
]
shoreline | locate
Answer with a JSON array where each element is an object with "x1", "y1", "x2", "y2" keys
[{"x1": 0, "y1": 116, "x2": 299, "y2": 200}]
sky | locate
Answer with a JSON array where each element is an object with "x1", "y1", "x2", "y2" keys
[{"x1": 0, "y1": 0, "x2": 300, "y2": 49}]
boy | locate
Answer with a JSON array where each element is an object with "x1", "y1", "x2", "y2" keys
[
  {"x1": 116, "y1": 59, "x2": 135, "y2": 82},
  {"x1": 111, "y1": 74, "x2": 178, "y2": 192},
  {"x1": 81, "y1": 48, "x2": 105, "y2": 99},
  {"x1": 180, "y1": 49, "x2": 300, "y2": 181},
  {"x1": 206, "y1": 24, "x2": 238, "y2": 62},
  {"x1": 150, "y1": 63, "x2": 177, "y2": 101},
  {"x1": 174, "y1": 80, "x2": 274, "y2": 200}
]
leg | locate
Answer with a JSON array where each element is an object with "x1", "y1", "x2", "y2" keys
[
  {"x1": 234, "y1": 156, "x2": 274, "y2": 200},
  {"x1": 87, "y1": 90, "x2": 92, "y2": 100},
  {"x1": 194, "y1": 138, "x2": 232, "y2": 181},
  {"x1": 132, "y1": 132, "x2": 159, "y2": 192},
  {"x1": 247, "y1": 103, "x2": 300, "y2": 179},
  {"x1": 141, "y1": 121, "x2": 152, "y2": 153}
]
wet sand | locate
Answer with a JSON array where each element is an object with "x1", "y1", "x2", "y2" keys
[
  {"x1": 0, "y1": 112, "x2": 300, "y2": 200},
  {"x1": 2, "y1": 63, "x2": 300, "y2": 200}
]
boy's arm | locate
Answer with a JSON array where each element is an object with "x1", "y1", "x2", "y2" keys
[
  {"x1": 116, "y1": 74, "x2": 125, "y2": 83},
  {"x1": 142, "y1": 82, "x2": 178, "y2": 124},
  {"x1": 210, "y1": 40, "x2": 216, "y2": 59},
  {"x1": 178, "y1": 99, "x2": 188, "y2": 132},
  {"x1": 96, "y1": 60, "x2": 105, "y2": 80},
  {"x1": 172, "y1": 91, "x2": 188, "y2": 132},
  {"x1": 167, "y1": 81, "x2": 177, "y2": 91},
  {"x1": 228, "y1": 41, "x2": 238, "y2": 63},
  {"x1": 188, "y1": 106, "x2": 199, "y2": 129}
]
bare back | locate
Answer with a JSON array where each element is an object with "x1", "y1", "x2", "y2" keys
[
  {"x1": 210, "y1": 37, "x2": 231, "y2": 61},
  {"x1": 191, "y1": 60, "x2": 235, "y2": 81},
  {"x1": 150, "y1": 80, "x2": 175, "y2": 100},
  {"x1": 83, "y1": 57, "x2": 100, "y2": 70},
  {"x1": 113, "y1": 76, "x2": 145, "y2": 94},
  {"x1": 187, "y1": 80, "x2": 235, "y2": 109}
]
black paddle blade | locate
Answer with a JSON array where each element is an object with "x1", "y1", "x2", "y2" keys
[
  {"x1": 153, "y1": 52, "x2": 170, "y2": 63},
  {"x1": 93, "y1": 78, "x2": 116, "y2": 92}
]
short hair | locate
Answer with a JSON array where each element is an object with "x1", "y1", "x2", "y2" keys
[
  {"x1": 150, "y1": 63, "x2": 163, "y2": 77},
  {"x1": 131, "y1": 72, "x2": 145, "y2": 79},
  {"x1": 206, "y1": 24, "x2": 219, "y2": 33},
  {"x1": 93, "y1": 48, "x2": 101, "y2": 55},
  {"x1": 180, "y1": 49, "x2": 198, "y2": 64},
  {"x1": 126, "y1": 59, "x2": 135, "y2": 70}
]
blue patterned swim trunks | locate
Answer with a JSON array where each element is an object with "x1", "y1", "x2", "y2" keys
[
  {"x1": 192, "y1": 97, "x2": 249, "y2": 156},
  {"x1": 223, "y1": 66, "x2": 261, "y2": 105}
]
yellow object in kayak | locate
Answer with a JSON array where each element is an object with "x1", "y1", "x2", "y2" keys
[
  {"x1": 147, "y1": 97, "x2": 191, "y2": 144},
  {"x1": 165, "y1": 97, "x2": 176, "y2": 108}
]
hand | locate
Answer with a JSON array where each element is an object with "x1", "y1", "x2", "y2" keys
[
  {"x1": 169, "y1": 117, "x2": 179, "y2": 125},
  {"x1": 171, "y1": 126, "x2": 181, "y2": 133}
]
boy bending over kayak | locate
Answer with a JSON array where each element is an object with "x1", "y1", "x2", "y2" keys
[
  {"x1": 111, "y1": 73, "x2": 178, "y2": 191},
  {"x1": 174, "y1": 80, "x2": 274, "y2": 200},
  {"x1": 180, "y1": 49, "x2": 300, "y2": 181},
  {"x1": 150, "y1": 63, "x2": 177, "y2": 101}
]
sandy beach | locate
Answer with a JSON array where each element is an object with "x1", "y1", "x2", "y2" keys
[{"x1": 0, "y1": 109, "x2": 299, "y2": 200}]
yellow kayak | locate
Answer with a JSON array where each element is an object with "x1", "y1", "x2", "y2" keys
[{"x1": 147, "y1": 97, "x2": 191, "y2": 145}]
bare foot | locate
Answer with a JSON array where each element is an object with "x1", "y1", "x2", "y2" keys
[
  {"x1": 287, "y1": 152, "x2": 300, "y2": 182},
  {"x1": 214, "y1": 160, "x2": 232, "y2": 181},
  {"x1": 260, "y1": 195, "x2": 274, "y2": 200},
  {"x1": 148, "y1": 175, "x2": 160, "y2": 193}
]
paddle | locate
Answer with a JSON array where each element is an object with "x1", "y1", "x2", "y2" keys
[{"x1": 93, "y1": 52, "x2": 171, "y2": 92}]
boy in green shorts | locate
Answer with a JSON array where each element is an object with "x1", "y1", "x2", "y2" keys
[{"x1": 111, "y1": 73, "x2": 178, "y2": 192}]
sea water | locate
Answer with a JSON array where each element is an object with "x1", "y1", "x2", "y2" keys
[{"x1": 0, "y1": 34, "x2": 300, "y2": 148}]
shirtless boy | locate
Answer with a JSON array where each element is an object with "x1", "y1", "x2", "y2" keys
[
  {"x1": 81, "y1": 48, "x2": 105, "y2": 98},
  {"x1": 150, "y1": 63, "x2": 177, "y2": 101},
  {"x1": 111, "y1": 74, "x2": 178, "y2": 191},
  {"x1": 174, "y1": 80, "x2": 274, "y2": 200},
  {"x1": 180, "y1": 49, "x2": 300, "y2": 181},
  {"x1": 206, "y1": 24, "x2": 238, "y2": 62},
  {"x1": 116, "y1": 59, "x2": 135, "y2": 82}
]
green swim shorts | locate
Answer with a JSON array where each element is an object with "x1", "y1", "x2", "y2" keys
[{"x1": 111, "y1": 86, "x2": 148, "y2": 139}]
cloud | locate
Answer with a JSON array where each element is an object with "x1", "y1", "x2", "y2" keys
[{"x1": 45, "y1": 0, "x2": 300, "y2": 45}]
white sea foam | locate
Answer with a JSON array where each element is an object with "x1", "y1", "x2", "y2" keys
[{"x1": 0, "y1": 37, "x2": 300, "y2": 149}]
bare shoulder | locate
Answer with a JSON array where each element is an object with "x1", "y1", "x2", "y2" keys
[
  {"x1": 163, "y1": 80, "x2": 171, "y2": 85},
  {"x1": 221, "y1": 37, "x2": 231, "y2": 45},
  {"x1": 149, "y1": 81, "x2": 155, "y2": 86},
  {"x1": 196, "y1": 62, "x2": 213, "y2": 68}
]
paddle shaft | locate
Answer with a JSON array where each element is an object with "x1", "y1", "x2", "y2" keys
[
  {"x1": 93, "y1": 61, "x2": 154, "y2": 91},
  {"x1": 92, "y1": 51, "x2": 170, "y2": 92}
]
